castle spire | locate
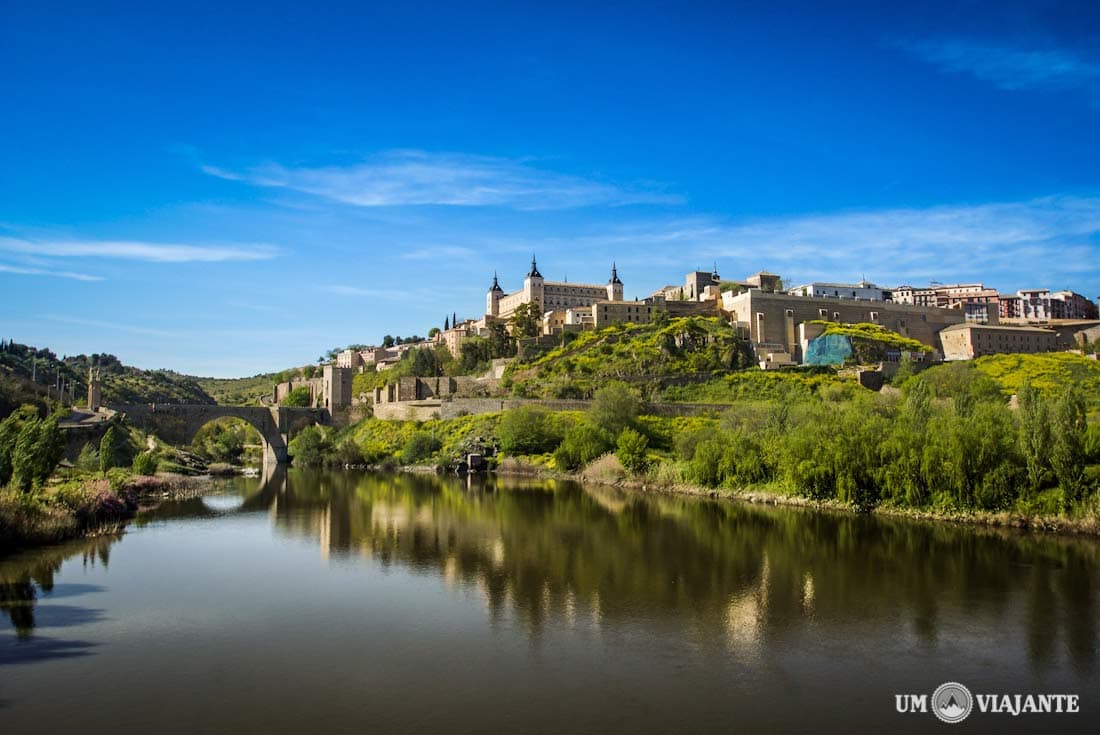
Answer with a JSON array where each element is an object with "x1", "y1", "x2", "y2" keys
[
  {"x1": 528, "y1": 254, "x2": 542, "y2": 279},
  {"x1": 489, "y1": 270, "x2": 503, "y2": 293},
  {"x1": 610, "y1": 261, "x2": 622, "y2": 285}
]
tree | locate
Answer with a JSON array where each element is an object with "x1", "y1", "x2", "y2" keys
[
  {"x1": 11, "y1": 416, "x2": 41, "y2": 492},
  {"x1": 0, "y1": 405, "x2": 37, "y2": 486},
  {"x1": 553, "y1": 423, "x2": 611, "y2": 471},
  {"x1": 1017, "y1": 380, "x2": 1052, "y2": 493},
  {"x1": 132, "y1": 452, "x2": 158, "y2": 475},
  {"x1": 401, "y1": 431, "x2": 441, "y2": 465},
  {"x1": 459, "y1": 337, "x2": 491, "y2": 374},
  {"x1": 35, "y1": 413, "x2": 65, "y2": 484},
  {"x1": 616, "y1": 428, "x2": 649, "y2": 474},
  {"x1": 382, "y1": 335, "x2": 395, "y2": 348},
  {"x1": 76, "y1": 442, "x2": 99, "y2": 472},
  {"x1": 488, "y1": 322, "x2": 516, "y2": 358},
  {"x1": 6, "y1": 411, "x2": 65, "y2": 492},
  {"x1": 892, "y1": 354, "x2": 920, "y2": 385},
  {"x1": 497, "y1": 407, "x2": 562, "y2": 455},
  {"x1": 1051, "y1": 386, "x2": 1088, "y2": 510},
  {"x1": 510, "y1": 301, "x2": 541, "y2": 338},
  {"x1": 99, "y1": 424, "x2": 133, "y2": 473},
  {"x1": 409, "y1": 347, "x2": 441, "y2": 377},
  {"x1": 289, "y1": 426, "x2": 330, "y2": 466},
  {"x1": 428, "y1": 327, "x2": 441, "y2": 338},
  {"x1": 589, "y1": 381, "x2": 641, "y2": 438},
  {"x1": 281, "y1": 386, "x2": 312, "y2": 407}
]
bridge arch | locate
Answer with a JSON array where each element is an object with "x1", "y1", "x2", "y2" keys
[{"x1": 106, "y1": 404, "x2": 327, "y2": 467}]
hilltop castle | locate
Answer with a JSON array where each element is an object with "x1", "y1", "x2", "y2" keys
[{"x1": 485, "y1": 256, "x2": 623, "y2": 320}]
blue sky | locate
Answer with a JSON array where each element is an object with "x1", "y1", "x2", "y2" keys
[{"x1": 2, "y1": 0, "x2": 1099, "y2": 376}]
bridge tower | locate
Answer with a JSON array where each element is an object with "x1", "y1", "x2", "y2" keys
[{"x1": 87, "y1": 367, "x2": 102, "y2": 411}]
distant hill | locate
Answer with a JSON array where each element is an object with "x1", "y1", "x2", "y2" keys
[
  {"x1": 0, "y1": 341, "x2": 215, "y2": 414},
  {"x1": 188, "y1": 372, "x2": 283, "y2": 406}
]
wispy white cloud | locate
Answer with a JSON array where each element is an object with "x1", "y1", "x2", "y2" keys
[
  {"x1": 500, "y1": 195, "x2": 1100, "y2": 293},
  {"x1": 203, "y1": 150, "x2": 682, "y2": 210},
  {"x1": 0, "y1": 262, "x2": 104, "y2": 281},
  {"x1": 895, "y1": 37, "x2": 1100, "y2": 98},
  {"x1": 0, "y1": 236, "x2": 278, "y2": 263}
]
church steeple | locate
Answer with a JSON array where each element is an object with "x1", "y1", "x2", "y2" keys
[
  {"x1": 527, "y1": 255, "x2": 542, "y2": 279},
  {"x1": 606, "y1": 261, "x2": 624, "y2": 301}
]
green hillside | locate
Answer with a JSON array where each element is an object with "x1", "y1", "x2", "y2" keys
[
  {"x1": 191, "y1": 372, "x2": 282, "y2": 406},
  {"x1": 974, "y1": 353, "x2": 1100, "y2": 399},
  {"x1": 505, "y1": 316, "x2": 756, "y2": 398}
]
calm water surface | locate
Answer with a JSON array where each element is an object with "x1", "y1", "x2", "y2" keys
[{"x1": 2, "y1": 469, "x2": 1099, "y2": 734}]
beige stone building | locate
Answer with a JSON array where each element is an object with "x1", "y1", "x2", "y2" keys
[
  {"x1": 722, "y1": 288, "x2": 965, "y2": 363},
  {"x1": 999, "y1": 289, "x2": 1099, "y2": 322},
  {"x1": 893, "y1": 282, "x2": 1000, "y2": 324},
  {"x1": 336, "y1": 349, "x2": 362, "y2": 369},
  {"x1": 593, "y1": 300, "x2": 656, "y2": 328},
  {"x1": 939, "y1": 323, "x2": 1058, "y2": 361},
  {"x1": 322, "y1": 365, "x2": 354, "y2": 409},
  {"x1": 485, "y1": 257, "x2": 623, "y2": 321}
]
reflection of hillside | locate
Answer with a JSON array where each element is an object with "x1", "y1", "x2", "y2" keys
[{"x1": 263, "y1": 470, "x2": 1099, "y2": 670}]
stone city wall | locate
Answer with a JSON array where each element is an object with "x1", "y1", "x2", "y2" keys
[{"x1": 371, "y1": 397, "x2": 732, "y2": 422}]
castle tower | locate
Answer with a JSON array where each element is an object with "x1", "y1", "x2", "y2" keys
[
  {"x1": 523, "y1": 255, "x2": 544, "y2": 311},
  {"x1": 87, "y1": 366, "x2": 102, "y2": 411},
  {"x1": 607, "y1": 262, "x2": 624, "y2": 301},
  {"x1": 486, "y1": 271, "x2": 504, "y2": 317}
]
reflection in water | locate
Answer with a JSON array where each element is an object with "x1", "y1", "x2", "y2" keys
[
  {"x1": 1, "y1": 469, "x2": 1099, "y2": 734},
  {"x1": 221, "y1": 469, "x2": 1100, "y2": 674},
  {"x1": 3, "y1": 469, "x2": 1100, "y2": 681},
  {"x1": 1, "y1": 536, "x2": 114, "y2": 638}
]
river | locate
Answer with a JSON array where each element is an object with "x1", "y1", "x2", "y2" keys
[{"x1": 2, "y1": 469, "x2": 1099, "y2": 733}]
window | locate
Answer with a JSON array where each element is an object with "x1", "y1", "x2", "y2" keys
[
  {"x1": 786, "y1": 309, "x2": 794, "y2": 317},
  {"x1": 819, "y1": 309, "x2": 828, "y2": 318},
  {"x1": 870, "y1": 311, "x2": 878, "y2": 321}
]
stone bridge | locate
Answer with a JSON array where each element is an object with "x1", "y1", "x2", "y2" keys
[{"x1": 106, "y1": 403, "x2": 328, "y2": 466}]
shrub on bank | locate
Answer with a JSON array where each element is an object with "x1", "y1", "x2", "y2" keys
[
  {"x1": 554, "y1": 423, "x2": 613, "y2": 471},
  {"x1": 497, "y1": 406, "x2": 563, "y2": 455},
  {"x1": 616, "y1": 428, "x2": 649, "y2": 474},
  {"x1": 400, "y1": 431, "x2": 442, "y2": 465},
  {"x1": 132, "y1": 453, "x2": 158, "y2": 476}
]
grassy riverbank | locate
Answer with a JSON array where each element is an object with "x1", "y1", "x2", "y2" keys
[{"x1": 0, "y1": 471, "x2": 211, "y2": 553}]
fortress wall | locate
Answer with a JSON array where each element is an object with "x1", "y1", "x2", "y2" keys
[{"x1": 372, "y1": 397, "x2": 731, "y2": 422}]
